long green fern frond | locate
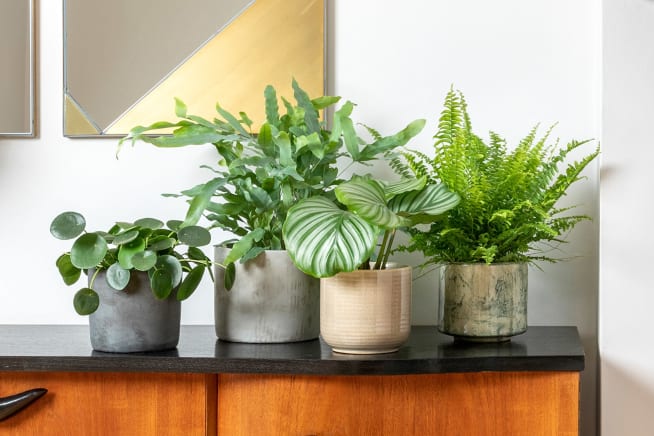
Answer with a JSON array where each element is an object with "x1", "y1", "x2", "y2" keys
[
  {"x1": 392, "y1": 88, "x2": 599, "y2": 265},
  {"x1": 387, "y1": 152, "x2": 413, "y2": 179}
]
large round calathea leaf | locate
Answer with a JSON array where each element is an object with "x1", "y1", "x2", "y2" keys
[
  {"x1": 50, "y1": 211, "x2": 86, "y2": 240},
  {"x1": 70, "y1": 233, "x2": 108, "y2": 269},
  {"x1": 380, "y1": 177, "x2": 426, "y2": 200},
  {"x1": 335, "y1": 178, "x2": 410, "y2": 230},
  {"x1": 389, "y1": 182, "x2": 461, "y2": 224},
  {"x1": 283, "y1": 197, "x2": 378, "y2": 278}
]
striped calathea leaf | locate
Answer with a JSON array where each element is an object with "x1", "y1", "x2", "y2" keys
[
  {"x1": 282, "y1": 197, "x2": 378, "y2": 278},
  {"x1": 283, "y1": 177, "x2": 460, "y2": 278}
]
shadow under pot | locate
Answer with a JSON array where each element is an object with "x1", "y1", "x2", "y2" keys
[
  {"x1": 214, "y1": 247, "x2": 320, "y2": 343},
  {"x1": 320, "y1": 265, "x2": 412, "y2": 355},
  {"x1": 89, "y1": 270, "x2": 181, "y2": 353},
  {"x1": 438, "y1": 262, "x2": 528, "y2": 342}
]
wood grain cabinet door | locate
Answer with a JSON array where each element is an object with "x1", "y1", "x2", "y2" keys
[
  {"x1": 218, "y1": 372, "x2": 580, "y2": 436},
  {"x1": 0, "y1": 372, "x2": 216, "y2": 436}
]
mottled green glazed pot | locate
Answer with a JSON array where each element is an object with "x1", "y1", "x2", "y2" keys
[{"x1": 438, "y1": 263, "x2": 528, "y2": 342}]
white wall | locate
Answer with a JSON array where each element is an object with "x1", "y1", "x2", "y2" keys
[
  {"x1": 0, "y1": 1, "x2": 600, "y2": 434},
  {"x1": 601, "y1": 1, "x2": 654, "y2": 435}
]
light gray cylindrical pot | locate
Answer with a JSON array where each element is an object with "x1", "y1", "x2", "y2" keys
[
  {"x1": 89, "y1": 270, "x2": 181, "y2": 353},
  {"x1": 439, "y1": 263, "x2": 527, "y2": 342},
  {"x1": 214, "y1": 247, "x2": 320, "y2": 343}
]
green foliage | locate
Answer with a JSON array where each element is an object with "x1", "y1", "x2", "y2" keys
[
  {"x1": 283, "y1": 176, "x2": 460, "y2": 278},
  {"x1": 119, "y1": 80, "x2": 425, "y2": 288},
  {"x1": 392, "y1": 88, "x2": 599, "y2": 265},
  {"x1": 50, "y1": 211, "x2": 213, "y2": 315}
]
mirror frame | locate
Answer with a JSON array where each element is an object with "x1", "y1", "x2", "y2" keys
[{"x1": 0, "y1": 0, "x2": 35, "y2": 137}]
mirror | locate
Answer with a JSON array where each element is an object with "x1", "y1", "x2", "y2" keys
[
  {"x1": 0, "y1": 0, "x2": 34, "y2": 136},
  {"x1": 64, "y1": 0, "x2": 325, "y2": 137}
]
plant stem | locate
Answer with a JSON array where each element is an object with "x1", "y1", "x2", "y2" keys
[
  {"x1": 374, "y1": 231, "x2": 390, "y2": 270},
  {"x1": 380, "y1": 229, "x2": 396, "y2": 269},
  {"x1": 89, "y1": 268, "x2": 102, "y2": 289},
  {"x1": 337, "y1": 161, "x2": 356, "y2": 178}
]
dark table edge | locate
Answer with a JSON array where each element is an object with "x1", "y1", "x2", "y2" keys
[
  {"x1": 0, "y1": 356, "x2": 585, "y2": 375},
  {"x1": 0, "y1": 325, "x2": 585, "y2": 375}
]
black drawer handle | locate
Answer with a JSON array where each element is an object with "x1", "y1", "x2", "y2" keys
[{"x1": 0, "y1": 388, "x2": 48, "y2": 421}]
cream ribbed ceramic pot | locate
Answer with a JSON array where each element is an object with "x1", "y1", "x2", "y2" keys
[{"x1": 320, "y1": 266, "x2": 411, "y2": 354}]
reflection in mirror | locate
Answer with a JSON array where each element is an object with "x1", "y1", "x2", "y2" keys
[
  {"x1": 0, "y1": 0, "x2": 34, "y2": 136},
  {"x1": 64, "y1": 0, "x2": 325, "y2": 137}
]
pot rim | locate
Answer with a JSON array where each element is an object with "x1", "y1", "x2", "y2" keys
[
  {"x1": 326, "y1": 264, "x2": 412, "y2": 278},
  {"x1": 444, "y1": 261, "x2": 528, "y2": 267},
  {"x1": 214, "y1": 245, "x2": 287, "y2": 251}
]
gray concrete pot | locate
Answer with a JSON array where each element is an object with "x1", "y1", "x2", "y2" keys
[
  {"x1": 439, "y1": 263, "x2": 527, "y2": 342},
  {"x1": 214, "y1": 247, "x2": 319, "y2": 343},
  {"x1": 89, "y1": 270, "x2": 181, "y2": 353}
]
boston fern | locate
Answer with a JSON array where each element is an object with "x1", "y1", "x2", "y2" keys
[
  {"x1": 120, "y1": 80, "x2": 425, "y2": 286},
  {"x1": 392, "y1": 88, "x2": 599, "y2": 265}
]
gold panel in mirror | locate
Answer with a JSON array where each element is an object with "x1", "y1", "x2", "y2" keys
[
  {"x1": 0, "y1": 0, "x2": 34, "y2": 136},
  {"x1": 64, "y1": 0, "x2": 325, "y2": 137}
]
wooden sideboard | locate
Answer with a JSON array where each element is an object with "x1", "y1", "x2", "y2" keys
[{"x1": 0, "y1": 326, "x2": 584, "y2": 436}]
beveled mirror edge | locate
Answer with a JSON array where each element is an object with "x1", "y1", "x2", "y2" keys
[
  {"x1": 0, "y1": 0, "x2": 35, "y2": 137},
  {"x1": 63, "y1": 0, "x2": 328, "y2": 139}
]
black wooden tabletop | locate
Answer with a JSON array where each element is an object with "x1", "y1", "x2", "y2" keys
[{"x1": 0, "y1": 325, "x2": 584, "y2": 375}]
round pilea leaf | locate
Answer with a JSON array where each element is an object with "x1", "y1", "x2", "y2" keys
[
  {"x1": 117, "y1": 237, "x2": 146, "y2": 270},
  {"x1": 56, "y1": 253, "x2": 81, "y2": 285},
  {"x1": 73, "y1": 288, "x2": 99, "y2": 315},
  {"x1": 131, "y1": 250, "x2": 157, "y2": 271},
  {"x1": 166, "y1": 220, "x2": 183, "y2": 231},
  {"x1": 138, "y1": 228, "x2": 153, "y2": 240},
  {"x1": 177, "y1": 266, "x2": 205, "y2": 301},
  {"x1": 71, "y1": 233, "x2": 108, "y2": 269},
  {"x1": 150, "y1": 269, "x2": 173, "y2": 299},
  {"x1": 112, "y1": 230, "x2": 139, "y2": 245},
  {"x1": 50, "y1": 211, "x2": 86, "y2": 240},
  {"x1": 106, "y1": 263, "x2": 130, "y2": 291},
  {"x1": 96, "y1": 231, "x2": 115, "y2": 243},
  {"x1": 177, "y1": 226, "x2": 211, "y2": 247},
  {"x1": 147, "y1": 236, "x2": 176, "y2": 252},
  {"x1": 134, "y1": 218, "x2": 164, "y2": 230},
  {"x1": 153, "y1": 254, "x2": 183, "y2": 287}
]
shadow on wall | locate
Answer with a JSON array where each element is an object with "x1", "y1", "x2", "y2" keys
[{"x1": 601, "y1": 358, "x2": 654, "y2": 436}]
